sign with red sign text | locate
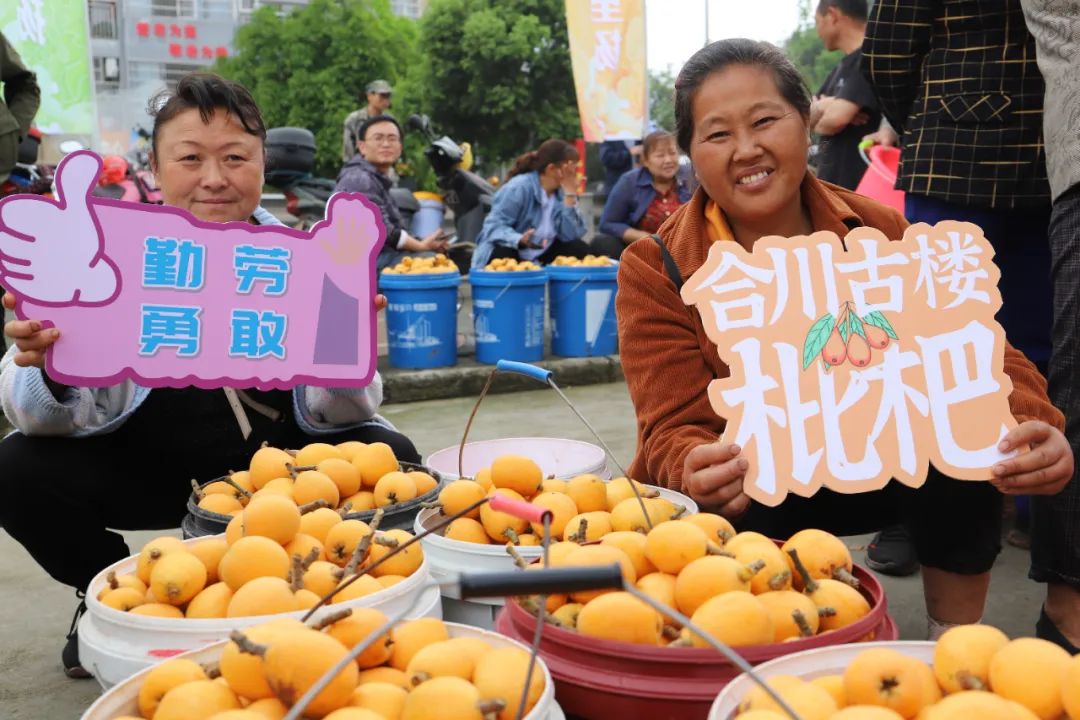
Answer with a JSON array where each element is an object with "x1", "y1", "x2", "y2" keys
[{"x1": 124, "y1": 17, "x2": 234, "y2": 64}]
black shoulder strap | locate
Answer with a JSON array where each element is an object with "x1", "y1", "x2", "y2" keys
[{"x1": 651, "y1": 233, "x2": 683, "y2": 291}]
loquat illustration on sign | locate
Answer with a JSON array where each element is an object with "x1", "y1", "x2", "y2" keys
[{"x1": 681, "y1": 222, "x2": 1019, "y2": 507}]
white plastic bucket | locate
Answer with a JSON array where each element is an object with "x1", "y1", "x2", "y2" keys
[
  {"x1": 425, "y1": 437, "x2": 609, "y2": 481},
  {"x1": 81, "y1": 622, "x2": 567, "y2": 720},
  {"x1": 415, "y1": 485, "x2": 699, "y2": 628},
  {"x1": 79, "y1": 533, "x2": 440, "y2": 689},
  {"x1": 708, "y1": 641, "x2": 936, "y2": 720}
]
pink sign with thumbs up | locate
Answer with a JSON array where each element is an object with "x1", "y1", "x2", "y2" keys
[{"x1": 0, "y1": 151, "x2": 386, "y2": 390}]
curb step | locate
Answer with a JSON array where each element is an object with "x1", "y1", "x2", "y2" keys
[{"x1": 380, "y1": 354, "x2": 623, "y2": 405}]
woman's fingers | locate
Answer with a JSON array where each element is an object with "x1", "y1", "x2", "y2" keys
[
  {"x1": 13, "y1": 328, "x2": 59, "y2": 353},
  {"x1": 12, "y1": 348, "x2": 45, "y2": 369},
  {"x1": 999, "y1": 421, "x2": 1051, "y2": 453},
  {"x1": 374, "y1": 294, "x2": 387, "y2": 312},
  {"x1": 995, "y1": 456, "x2": 1073, "y2": 495},
  {"x1": 686, "y1": 459, "x2": 747, "y2": 507},
  {"x1": 1, "y1": 292, "x2": 14, "y2": 310},
  {"x1": 684, "y1": 442, "x2": 741, "y2": 474},
  {"x1": 717, "y1": 492, "x2": 751, "y2": 519},
  {"x1": 5, "y1": 318, "x2": 43, "y2": 339}
]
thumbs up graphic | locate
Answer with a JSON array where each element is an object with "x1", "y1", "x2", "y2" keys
[{"x1": 0, "y1": 152, "x2": 120, "y2": 305}]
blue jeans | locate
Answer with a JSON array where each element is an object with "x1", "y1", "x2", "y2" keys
[{"x1": 904, "y1": 194, "x2": 1053, "y2": 372}]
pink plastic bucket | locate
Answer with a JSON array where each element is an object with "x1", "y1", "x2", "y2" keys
[{"x1": 855, "y1": 145, "x2": 905, "y2": 215}]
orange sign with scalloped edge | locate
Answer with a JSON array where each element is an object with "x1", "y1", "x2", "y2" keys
[{"x1": 681, "y1": 221, "x2": 1019, "y2": 507}]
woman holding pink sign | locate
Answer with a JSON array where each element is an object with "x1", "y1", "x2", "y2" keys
[
  {"x1": 0, "y1": 74, "x2": 419, "y2": 678},
  {"x1": 617, "y1": 40, "x2": 1072, "y2": 642}
]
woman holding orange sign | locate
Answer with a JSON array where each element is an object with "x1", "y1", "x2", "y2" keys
[{"x1": 617, "y1": 39, "x2": 1072, "y2": 640}]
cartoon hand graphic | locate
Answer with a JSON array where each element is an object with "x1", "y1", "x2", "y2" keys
[
  {"x1": 0, "y1": 152, "x2": 120, "y2": 305},
  {"x1": 317, "y1": 194, "x2": 379, "y2": 267}
]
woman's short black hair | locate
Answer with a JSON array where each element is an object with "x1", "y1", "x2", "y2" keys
[
  {"x1": 674, "y1": 39, "x2": 812, "y2": 154},
  {"x1": 147, "y1": 73, "x2": 266, "y2": 156},
  {"x1": 358, "y1": 115, "x2": 404, "y2": 143}
]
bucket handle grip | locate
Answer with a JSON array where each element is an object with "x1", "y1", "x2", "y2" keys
[
  {"x1": 495, "y1": 359, "x2": 552, "y2": 383},
  {"x1": 456, "y1": 564, "x2": 624, "y2": 599},
  {"x1": 489, "y1": 493, "x2": 552, "y2": 524}
]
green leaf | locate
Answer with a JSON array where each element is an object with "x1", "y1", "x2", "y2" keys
[
  {"x1": 864, "y1": 311, "x2": 899, "y2": 340},
  {"x1": 851, "y1": 314, "x2": 868, "y2": 340},
  {"x1": 838, "y1": 314, "x2": 851, "y2": 343},
  {"x1": 803, "y1": 313, "x2": 836, "y2": 370}
]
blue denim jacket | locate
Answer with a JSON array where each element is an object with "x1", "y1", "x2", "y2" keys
[
  {"x1": 598, "y1": 166, "x2": 693, "y2": 239},
  {"x1": 471, "y1": 171, "x2": 587, "y2": 269}
]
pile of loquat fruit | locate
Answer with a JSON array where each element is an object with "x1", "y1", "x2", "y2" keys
[
  {"x1": 482, "y1": 258, "x2": 542, "y2": 272},
  {"x1": 98, "y1": 453, "x2": 427, "y2": 619},
  {"x1": 110, "y1": 614, "x2": 545, "y2": 720},
  {"x1": 548, "y1": 255, "x2": 614, "y2": 267},
  {"x1": 428, "y1": 455, "x2": 872, "y2": 650},
  {"x1": 735, "y1": 624, "x2": 1080, "y2": 720},
  {"x1": 194, "y1": 442, "x2": 439, "y2": 519},
  {"x1": 380, "y1": 254, "x2": 459, "y2": 275}
]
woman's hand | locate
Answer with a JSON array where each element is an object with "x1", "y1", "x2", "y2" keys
[
  {"x1": 991, "y1": 421, "x2": 1074, "y2": 495},
  {"x1": 518, "y1": 228, "x2": 538, "y2": 249},
  {"x1": 2, "y1": 292, "x2": 59, "y2": 369},
  {"x1": 419, "y1": 229, "x2": 449, "y2": 252},
  {"x1": 682, "y1": 441, "x2": 751, "y2": 518},
  {"x1": 374, "y1": 294, "x2": 387, "y2": 313}
]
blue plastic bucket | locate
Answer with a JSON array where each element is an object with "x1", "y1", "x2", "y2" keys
[
  {"x1": 469, "y1": 269, "x2": 547, "y2": 364},
  {"x1": 548, "y1": 264, "x2": 619, "y2": 357},
  {"x1": 410, "y1": 193, "x2": 445, "y2": 238},
  {"x1": 379, "y1": 271, "x2": 461, "y2": 369}
]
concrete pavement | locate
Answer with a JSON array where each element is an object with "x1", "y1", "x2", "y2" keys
[{"x1": 0, "y1": 382, "x2": 1050, "y2": 719}]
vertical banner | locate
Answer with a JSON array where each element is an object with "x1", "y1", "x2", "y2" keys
[
  {"x1": 565, "y1": 0, "x2": 647, "y2": 142},
  {"x1": 0, "y1": 0, "x2": 96, "y2": 135}
]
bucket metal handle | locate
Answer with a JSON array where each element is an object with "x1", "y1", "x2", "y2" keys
[{"x1": 553, "y1": 276, "x2": 589, "y2": 304}]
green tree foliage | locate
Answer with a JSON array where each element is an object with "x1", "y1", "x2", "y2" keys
[
  {"x1": 415, "y1": 0, "x2": 581, "y2": 166},
  {"x1": 216, "y1": 0, "x2": 419, "y2": 178},
  {"x1": 783, "y1": 0, "x2": 842, "y2": 93},
  {"x1": 648, "y1": 68, "x2": 676, "y2": 132}
]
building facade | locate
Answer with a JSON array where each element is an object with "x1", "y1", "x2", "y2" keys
[{"x1": 88, "y1": 0, "x2": 424, "y2": 153}]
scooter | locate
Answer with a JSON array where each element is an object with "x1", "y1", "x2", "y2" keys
[
  {"x1": 0, "y1": 128, "x2": 53, "y2": 198},
  {"x1": 263, "y1": 127, "x2": 337, "y2": 231},
  {"x1": 405, "y1": 114, "x2": 496, "y2": 248}
]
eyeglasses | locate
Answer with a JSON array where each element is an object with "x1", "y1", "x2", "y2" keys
[
  {"x1": 366, "y1": 134, "x2": 401, "y2": 145},
  {"x1": 376, "y1": 92, "x2": 391, "y2": 99}
]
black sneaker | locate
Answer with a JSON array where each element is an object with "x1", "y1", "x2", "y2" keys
[
  {"x1": 63, "y1": 593, "x2": 92, "y2": 679},
  {"x1": 1036, "y1": 606, "x2": 1080, "y2": 655},
  {"x1": 866, "y1": 524, "x2": 920, "y2": 577}
]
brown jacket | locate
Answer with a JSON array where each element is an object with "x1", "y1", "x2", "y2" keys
[{"x1": 616, "y1": 173, "x2": 1065, "y2": 492}]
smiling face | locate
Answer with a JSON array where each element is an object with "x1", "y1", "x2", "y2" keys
[
  {"x1": 358, "y1": 119, "x2": 403, "y2": 173},
  {"x1": 688, "y1": 64, "x2": 810, "y2": 233},
  {"x1": 643, "y1": 137, "x2": 680, "y2": 184},
  {"x1": 151, "y1": 108, "x2": 265, "y2": 223}
]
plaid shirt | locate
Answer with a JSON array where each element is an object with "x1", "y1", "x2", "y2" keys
[{"x1": 863, "y1": 0, "x2": 1051, "y2": 209}]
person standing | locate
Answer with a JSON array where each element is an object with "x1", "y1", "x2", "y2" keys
[
  {"x1": 598, "y1": 139, "x2": 639, "y2": 197},
  {"x1": 0, "y1": 31, "x2": 41, "y2": 356},
  {"x1": 342, "y1": 79, "x2": 394, "y2": 163},
  {"x1": 1021, "y1": 0, "x2": 1080, "y2": 655},
  {"x1": 863, "y1": 0, "x2": 1054, "y2": 578},
  {"x1": 810, "y1": 0, "x2": 880, "y2": 190}
]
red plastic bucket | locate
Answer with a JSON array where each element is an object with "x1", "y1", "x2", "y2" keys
[
  {"x1": 855, "y1": 144, "x2": 905, "y2": 215},
  {"x1": 495, "y1": 563, "x2": 895, "y2": 720}
]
